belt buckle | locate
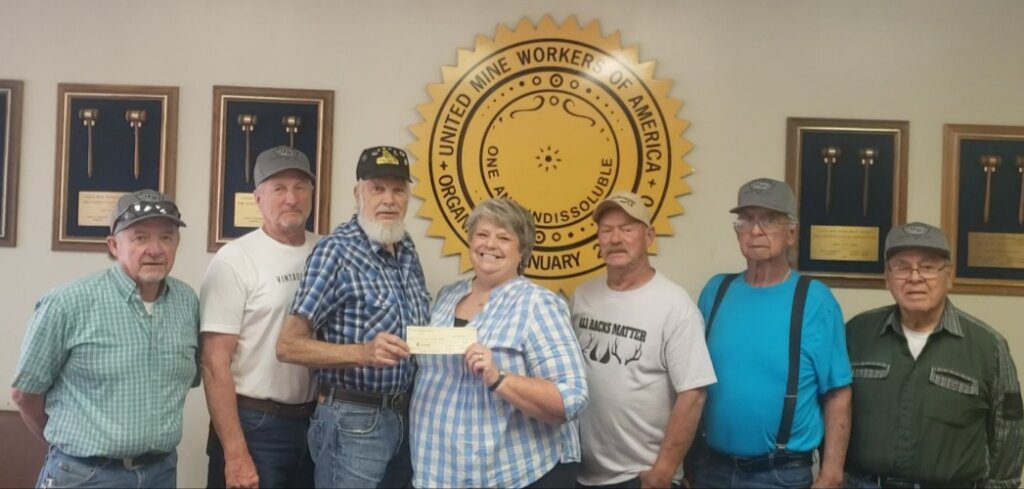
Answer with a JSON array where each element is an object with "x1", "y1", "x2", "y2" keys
[
  {"x1": 732, "y1": 455, "x2": 757, "y2": 470},
  {"x1": 121, "y1": 457, "x2": 138, "y2": 470},
  {"x1": 385, "y1": 392, "x2": 407, "y2": 410}
]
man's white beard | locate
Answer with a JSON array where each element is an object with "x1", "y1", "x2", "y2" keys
[{"x1": 358, "y1": 211, "x2": 407, "y2": 245}]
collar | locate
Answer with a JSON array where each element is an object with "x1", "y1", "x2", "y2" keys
[
  {"x1": 880, "y1": 299, "x2": 963, "y2": 338},
  {"x1": 108, "y1": 263, "x2": 167, "y2": 302},
  {"x1": 452, "y1": 275, "x2": 525, "y2": 300}
]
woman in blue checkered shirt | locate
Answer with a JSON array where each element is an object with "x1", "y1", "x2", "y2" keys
[{"x1": 410, "y1": 198, "x2": 590, "y2": 488}]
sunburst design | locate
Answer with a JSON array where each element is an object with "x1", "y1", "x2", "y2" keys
[{"x1": 536, "y1": 146, "x2": 562, "y2": 172}]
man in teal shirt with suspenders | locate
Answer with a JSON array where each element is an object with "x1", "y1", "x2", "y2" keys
[{"x1": 693, "y1": 178, "x2": 852, "y2": 488}]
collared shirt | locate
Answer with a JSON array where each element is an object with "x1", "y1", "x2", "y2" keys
[
  {"x1": 846, "y1": 300, "x2": 1024, "y2": 488},
  {"x1": 290, "y1": 215, "x2": 430, "y2": 393},
  {"x1": 411, "y1": 277, "x2": 589, "y2": 488},
  {"x1": 11, "y1": 264, "x2": 199, "y2": 458}
]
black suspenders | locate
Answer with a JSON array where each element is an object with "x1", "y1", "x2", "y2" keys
[{"x1": 705, "y1": 272, "x2": 813, "y2": 450}]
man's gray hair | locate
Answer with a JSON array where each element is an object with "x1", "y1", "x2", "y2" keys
[{"x1": 466, "y1": 198, "x2": 535, "y2": 274}]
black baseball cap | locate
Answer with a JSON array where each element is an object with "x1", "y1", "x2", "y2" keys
[{"x1": 356, "y1": 146, "x2": 411, "y2": 182}]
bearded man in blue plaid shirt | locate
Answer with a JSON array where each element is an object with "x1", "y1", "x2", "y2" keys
[
  {"x1": 12, "y1": 190, "x2": 198, "y2": 489},
  {"x1": 277, "y1": 146, "x2": 430, "y2": 489}
]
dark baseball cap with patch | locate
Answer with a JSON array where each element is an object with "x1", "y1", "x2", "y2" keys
[
  {"x1": 356, "y1": 146, "x2": 411, "y2": 182},
  {"x1": 110, "y1": 189, "x2": 186, "y2": 235},
  {"x1": 884, "y1": 222, "x2": 950, "y2": 259},
  {"x1": 729, "y1": 177, "x2": 798, "y2": 221},
  {"x1": 254, "y1": 145, "x2": 315, "y2": 186}
]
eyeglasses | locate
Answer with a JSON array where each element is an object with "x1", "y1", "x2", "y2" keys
[
  {"x1": 113, "y1": 201, "x2": 181, "y2": 228},
  {"x1": 887, "y1": 262, "x2": 948, "y2": 280},
  {"x1": 733, "y1": 216, "x2": 790, "y2": 232}
]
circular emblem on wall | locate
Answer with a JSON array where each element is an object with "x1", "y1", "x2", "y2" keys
[{"x1": 411, "y1": 15, "x2": 694, "y2": 293}]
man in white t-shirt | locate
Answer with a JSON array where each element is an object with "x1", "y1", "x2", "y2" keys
[
  {"x1": 200, "y1": 146, "x2": 320, "y2": 488},
  {"x1": 573, "y1": 191, "x2": 717, "y2": 489}
]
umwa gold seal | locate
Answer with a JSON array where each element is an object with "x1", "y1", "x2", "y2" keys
[{"x1": 411, "y1": 15, "x2": 693, "y2": 293}]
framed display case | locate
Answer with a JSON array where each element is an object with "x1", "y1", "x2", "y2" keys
[
  {"x1": 942, "y1": 123, "x2": 1024, "y2": 295},
  {"x1": 0, "y1": 79, "x2": 23, "y2": 247},
  {"x1": 52, "y1": 83, "x2": 178, "y2": 252},
  {"x1": 786, "y1": 117, "x2": 909, "y2": 288}
]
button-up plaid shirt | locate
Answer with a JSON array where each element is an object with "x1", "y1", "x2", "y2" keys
[
  {"x1": 411, "y1": 276, "x2": 588, "y2": 488},
  {"x1": 290, "y1": 215, "x2": 430, "y2": 393},
  {"x1": 12, "y1": 265, "x2": 199, "y2": 458}
]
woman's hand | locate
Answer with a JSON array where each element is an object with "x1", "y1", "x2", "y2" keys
[{"x1": 464, "y1": 342, "x2": 500, "y2": 387}]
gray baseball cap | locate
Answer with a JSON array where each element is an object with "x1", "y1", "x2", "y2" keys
[
  {"x1": 729, "y1": 177, "x2": 798, "y2": 221},
  {"x1": 884, "y1": 222, "x2": 950, "y2": 260},
  {"x1": 110, "y1": 189, "x2": 186, "y2": 235},
  {"x1": 254, "y1": 146, "x2": 315, "y2": 186}
]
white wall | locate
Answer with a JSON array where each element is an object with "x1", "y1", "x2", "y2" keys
[{"x1": 1, "y1": 1, "x2": 1022, "y2": 486}]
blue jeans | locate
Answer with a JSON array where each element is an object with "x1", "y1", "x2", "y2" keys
[
  {"x1": 36, "y1": 447, "x2": 177, "y2": 489},
  {"x1": 206, "y1": 408, "x2": 314, "y2": 488},
  {"x1": 308, "y1": 400, "x2": 410, "y2": 488},
  {"x1": 692, "y1": 452, "x2": 813, "y2": 489}
]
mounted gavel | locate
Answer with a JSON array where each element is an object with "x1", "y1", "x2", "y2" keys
[
  {"x1": 125, "y1": 109, "x2": 147, "y2": 180},
  {"x1": 282, "y1": 115, "x2": 301, "y2": 148},
  {"x1": 979, "y1": 155, "x2": 1001, "y2": 225},
  {"x1": 859, "y1": 147, "x2": 877, "y2": 217},
  {"x1": 238, "y1": 114, "x2": 258, "y2": 183},
  {"x1": 78, "y1": 108, "x2": 99, "y2": 178},
  {"x1": 821, "y1": 146, "x2": 841, "y2": 214}
]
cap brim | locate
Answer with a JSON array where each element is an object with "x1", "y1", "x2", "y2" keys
[
  {"x1": 884, "y1": 245, "x2": 950, "y2": 260},
  {"x1": 359, "y1": 167, "x2": 412, "y2": 182},
  {"x1": 260, "y1": 167, "x2": 316, "y2": 185},
  {"x1": 113, "y1": 214, "x2": 187, "y2": 234}
]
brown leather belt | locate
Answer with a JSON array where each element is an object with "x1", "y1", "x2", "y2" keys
[
  {"x1": 317, "y1": 385, "x2": 410, "y2": 411},
  {"x1": 70, "y1": 451, "x2": 171, "y2": 470},
  {"x1": 236, "y1": 394, "x2": 315, "y2": 419}
]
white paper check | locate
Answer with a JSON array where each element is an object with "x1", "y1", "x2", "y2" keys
[{"x1": 406, "y1": 326, "x2": 477, "y2": 354}]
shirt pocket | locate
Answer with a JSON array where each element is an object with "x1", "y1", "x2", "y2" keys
[
  {"x1": 158, "y1": 322, "x2": 199, "y2": 384},
  {"x1": 360, "y1": 285, "x2": 401, "y2": 339},
  {"x1": 851, "y1": 361, "x2": 890, "y2": 379},
  {"x1": 926, "y1": 367, "x2": 983, "y2": 427}
]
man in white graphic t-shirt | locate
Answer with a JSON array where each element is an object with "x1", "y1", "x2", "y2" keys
[
  {"x1": 199, "y1": 146, "x2": 320, "y2": 488},
  {"x1": 573, "y1": 191, "x2": 717, "y2": 489}
]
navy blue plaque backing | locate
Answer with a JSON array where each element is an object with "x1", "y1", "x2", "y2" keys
[
  {"x1": 220, "y1": 100, "x2": 320, "y2": 238},
  {"x1": 65, "y1": 98, "x2": 165, "y2": 239}
]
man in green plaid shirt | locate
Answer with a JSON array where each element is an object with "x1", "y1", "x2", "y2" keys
[{"x1": 11, "y1": 190, "x2": 199, "y2": 489}]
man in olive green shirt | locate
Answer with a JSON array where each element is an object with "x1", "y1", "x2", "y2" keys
[
  {"x1": 10, "y1": 190, "x2": 198, "y2": 489},
  {"x1": 845, "y1": 222, "x2": 1023, "y2": 488}
]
